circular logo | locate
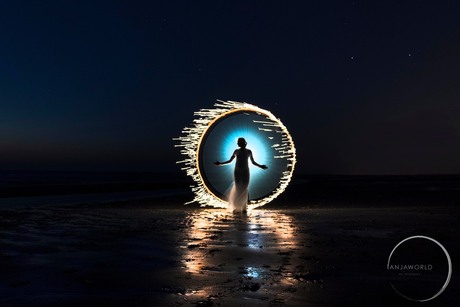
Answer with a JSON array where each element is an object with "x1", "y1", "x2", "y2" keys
[{"x1": 387, "y1": 235, "x2": 452, "y2": 302}]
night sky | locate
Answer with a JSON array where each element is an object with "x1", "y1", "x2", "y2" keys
[{"x1": 1, "y1": 1, "x2": 460, "y2": 174}]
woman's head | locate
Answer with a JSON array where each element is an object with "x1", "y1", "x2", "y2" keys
[{"x1": 237, "y1": 137, "x2": 247, "y2": 148}]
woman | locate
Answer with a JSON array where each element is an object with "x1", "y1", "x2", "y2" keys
[{"x1": 214, "y1": 137, "x2": 267, "y2": 212}]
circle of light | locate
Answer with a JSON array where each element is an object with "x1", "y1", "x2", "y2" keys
[
  {"x1": 175, "y1": 100, "x2": 296, "y2": 209},
  {"x1": 200, "y1": 111, "x2": 287, "y2": 200},
  {"x1": 387, "y1": 235, "x2": 452, "y2": 302}
]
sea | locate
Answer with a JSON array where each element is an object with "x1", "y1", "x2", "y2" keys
[
  {"x1": 0, "y1": 170, "x2": 191, "y2": 209},
  {"x1": 1, "y1": 170, "x2": 459, "y2": 209}
]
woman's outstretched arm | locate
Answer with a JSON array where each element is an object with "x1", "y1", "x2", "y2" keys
[
  {"x1": 249, "y1": 150, "x2": 268, "y2": 169},
  {"x1": 214, "y1": 150, "x2": 236, "y2": 166}
]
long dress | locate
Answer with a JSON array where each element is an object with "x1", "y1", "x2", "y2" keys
[{"x1": 227, "y1": 149, "x2": 250, "y2": 212}]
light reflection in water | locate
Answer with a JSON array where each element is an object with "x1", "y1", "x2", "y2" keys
[
  {"x1": 246, "y1": 267, "x2": 260, "y2": 278},
  {"x1": 180, "y1": 209, "x2": 299, "y2": 278}
]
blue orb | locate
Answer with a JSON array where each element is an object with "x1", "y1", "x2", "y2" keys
[{"x1": 199, "y1": 111, "x2": 289, "y2": 201}]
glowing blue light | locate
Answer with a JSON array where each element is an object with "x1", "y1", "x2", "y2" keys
[
  {"x1": 175, "y1": 100, "x2": 296, "y2": 209},
  {"x1": 220, "y1": 127, "x2": 269, "y2": 188},
  {"x1": 200, "y1": 111, "x2": 288, "y2": 200},
  {"x1": 246, "y1": 267, "x2": 262, "y2": 278}
]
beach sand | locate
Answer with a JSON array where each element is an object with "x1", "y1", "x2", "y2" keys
[{"x1": 0, "y1": 194, "x2": 459, "y2": 306}]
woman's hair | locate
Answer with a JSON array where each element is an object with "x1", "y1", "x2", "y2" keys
[{"x1": 237, "y1": 137, "x2": 247, "y2": 147}]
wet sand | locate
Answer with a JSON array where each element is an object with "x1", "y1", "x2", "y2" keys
[{"x1": 0, "y1": 199, "x2": 459, "y2": 306}]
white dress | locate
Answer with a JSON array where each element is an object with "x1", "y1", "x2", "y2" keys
[{"x1": 227, "y1": 149, "x2": 250, "y2": 212}]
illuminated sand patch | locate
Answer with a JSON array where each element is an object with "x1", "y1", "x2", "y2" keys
[
  {"x1": 175, "y1": 100, "x2": 296, "y2": 209},
  {"x1": 180, "y1": 209, "x2": 298, "y2": 275}
]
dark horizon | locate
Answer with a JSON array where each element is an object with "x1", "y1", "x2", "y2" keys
[
  {"x1": 1, "y1": 168, "x2": 459, "y2": 196},
  {"x1": 2, "y1": 168, "x2": 460, "y2": 176},
  {"x1": 1, "y1": 168, "x2": 459, "y2": 211}
]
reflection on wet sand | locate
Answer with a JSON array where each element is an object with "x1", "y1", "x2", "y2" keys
[{"x1": 177, "y1": 209, "x2": 308, "y2": 303}]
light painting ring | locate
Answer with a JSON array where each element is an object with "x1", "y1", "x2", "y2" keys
[
  {"x1": 195, "y1": 108, "x2": 261, "y2": 203},
  {"x1": 175, "y1": 100, "x2": 296, "y2": 210},
  {"x1": 197, "y1": 108, "x2": 275, "y2": 202}
]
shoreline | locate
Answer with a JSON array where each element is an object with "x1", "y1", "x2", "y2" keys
[
  {"x1": 1, "y1": 172, "x2": 460, "y2": 210},
  {"x1": 0, "y1": 198, "x2": 459, "y2": 306}
]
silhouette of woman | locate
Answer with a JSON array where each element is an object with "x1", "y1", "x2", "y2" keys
[{"x1": 214, "y1": 137, "x2": 267, "y2": 212}]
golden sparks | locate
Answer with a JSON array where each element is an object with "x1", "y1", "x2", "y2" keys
[{"x1": 175, "y1": 100, "x2": 296, "y2": 209}]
